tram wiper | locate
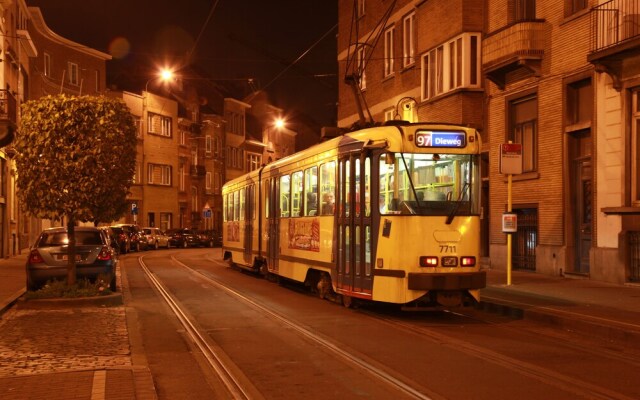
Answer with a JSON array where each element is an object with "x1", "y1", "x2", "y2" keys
[{"x1": 446, "y1": 182, "x2": 469, "y2": 225}]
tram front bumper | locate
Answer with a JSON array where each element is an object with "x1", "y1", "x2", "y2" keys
[{"x1": 407, "y1": 271, "x2": 486, "y2": 291}]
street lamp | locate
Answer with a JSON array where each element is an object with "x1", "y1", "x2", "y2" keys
[
  {"x1": 136, "y1": 68, "x2": 174, "y2": 225},
  {"x1": 145, "y1": 68, "x2": 174, "y2": 93}
]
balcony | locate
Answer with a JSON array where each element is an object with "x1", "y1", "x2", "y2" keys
[
  {"x1": 482, "y1": 21, "x2": 547, "y2": 89},
  {"x1": 588, "y1": 0, "x2": 640, "y2": 90},
  {"x1": 190, "y1": 165, "x2": 206, "y2": 177},
  {"x1": 0, "y1": 90, "x2": 17, "y2": 147}
]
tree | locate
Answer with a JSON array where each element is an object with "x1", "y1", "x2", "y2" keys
[{"x1": 15, "y1": 94, "x2": 137, "y2": 285}]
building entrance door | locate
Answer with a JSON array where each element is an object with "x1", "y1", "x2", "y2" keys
[{"x1": 570, "y1": 130, "x2": 592, "y2": 274}]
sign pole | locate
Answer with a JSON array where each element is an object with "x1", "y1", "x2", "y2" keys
[
  {"x1": 507, "y1": 172, "x2": 512, "y2": 286},
  {"x1": 500, "y1": 141, "x2": 521, "y2": 286}
]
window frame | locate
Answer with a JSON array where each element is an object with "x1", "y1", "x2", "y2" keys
[
  {"x1": 68, "y1": 62, "x2": 79, "y2": 85},
  {"x1": 357, "y1": 46, "x2": 367, "y2": 90},
  {"x1": 147, "y1": 163, "x2": 172, "y2": 186},
  {"x1": 384, "y1": 25, "x2": 395, "y2": 78},
  {"x1": 402, "y1": 12, "x2": 416, "y2": 68},
  {"x1": 148, "y1": 112, "x2": 173, "y2": 137},
  {"x1": 44, "y1": 53, "x2": 51, "y2": 77},
  {"x1": 421, "y1": 33, "x2": 482, "y2": 101},
  {"x1": 508, "y1": 93, "x2": 538, "y2": 174}
]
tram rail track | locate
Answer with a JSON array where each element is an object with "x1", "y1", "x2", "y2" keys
[
  {"x1": 137, "y1": 256, "x2": 254, "y2": 400},
  {"x1": 137, "y1": 252, "x2": 639, "y2": 400},
  {"x1": 138, "y1": 254, "x2": 439, "y2": 400}
]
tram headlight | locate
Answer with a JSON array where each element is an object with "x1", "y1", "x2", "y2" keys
[
  {"x1": 461, "y1": 256, "x2": 476, "y2": 267},
  {"x1": 419, "y1": 256, "x2": 438, "y2": 267}
]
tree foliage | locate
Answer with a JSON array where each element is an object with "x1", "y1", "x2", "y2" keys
[{"x1": 15, "y1": 94, "x2": 137, "y2": 224}]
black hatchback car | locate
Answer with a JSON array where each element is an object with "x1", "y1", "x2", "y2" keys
[{"x1": 166, "y1": 228, "x2": 199, "y2": 248}]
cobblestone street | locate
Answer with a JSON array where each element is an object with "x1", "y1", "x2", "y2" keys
[{"x1": 0, "y1": 306, "x2": 131, "y2": 376}]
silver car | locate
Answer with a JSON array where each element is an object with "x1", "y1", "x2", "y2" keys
[
  {"x1": 26, "y1": 226, "x2": 118, "y2": 291},
  {"x1": 142, "y1": 227, "x2": 170, "y2": 250}
]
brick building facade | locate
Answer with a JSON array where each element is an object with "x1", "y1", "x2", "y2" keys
[{"x1": 337, "y1": 0, "x2": 640, "y2": 285}]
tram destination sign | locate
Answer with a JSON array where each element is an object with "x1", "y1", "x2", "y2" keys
[{"x1": 415, "y1": 130, "x2": 466, "y2": 148}]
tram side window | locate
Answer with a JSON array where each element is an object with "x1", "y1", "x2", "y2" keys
[
  {"x1": 291, "y1": 171, "x2": 303, "y2": 217},
  {"x1": 233, "y1": 190, "x2": 240, "y2": 221},
  {"x1": 249, "y1": 184, "x2": 256, "y2": 220},
  {"x1": 223, "y1": 194, "x2": 228, "y2": 222},
  {"x1": 304, "y1": 166, "x2": 318, "y2": 216},
  {"x1": 239, "y1": 188, "x2": 245, "y2": 221},
  {"x1": 320, "y1": 161, "x2": 336, "y2": 215},
  {"x1": 226, "y1": 193, "x2": 234, "y2": 221},
  {"x1": 280, "y1": 175, "x2": 290, "y2": 217},
  {"x1": 264, "y1": 180, "x2": 270, "y2": 218}
]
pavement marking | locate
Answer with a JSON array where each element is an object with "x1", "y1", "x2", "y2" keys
[{"x1": 91, "y1": 370, "x2": 107, "y2": 400}]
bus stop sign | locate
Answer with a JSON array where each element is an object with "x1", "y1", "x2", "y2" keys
[{"x1": 500, "y1": 143, "x2": 523, "y2": 175}]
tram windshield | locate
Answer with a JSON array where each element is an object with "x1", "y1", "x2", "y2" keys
[{"x1": 379, "y1": 152, "x2": 480, "y2": 217}]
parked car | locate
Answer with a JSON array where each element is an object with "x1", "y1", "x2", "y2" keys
[
  {"x1": 107, "y1": 226, "x2": 130, "y2": 254},
  {"x1": 113, "y1": 224, "x2": 146, "y2": 251},
  {"x1": 99, "y1": 226, "x2": 125, "y2": 255},
  {"x1": 26, "y1": 226, "x2": 118, "y2": 291},
  {"x1": 142, "y1": 227, "x2": 170, "y2": 250},
  {"x1": 196, "y1": 230, "x2": 221, "y2": 247},
  {"x1": 166, "y1": 228, "x2": 199, "y2": 248}
]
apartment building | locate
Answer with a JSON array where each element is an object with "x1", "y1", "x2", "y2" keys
[
  {"x1": 0, "y1": 1, "x2": 37, "y2": 256},
  {"x1": 336, "y1": 0, "x2": 640, "y2": 285},
  {"x1": 587, "y1": 0, "x2": 640, "y2": 283},
  {"x1": 337, "y1": 0, "x2": 488, "y2": 251}
]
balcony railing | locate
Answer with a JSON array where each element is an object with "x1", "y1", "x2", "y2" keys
[
  {"x1": 0, "y1": 90, "x2": 17, "y2": 123},
  {"x1": 482, "y1": 21, "x2": 546, "y2": 88},
  {"x1": 590, "y1": 0, "x2": 640, "y2": 53}
]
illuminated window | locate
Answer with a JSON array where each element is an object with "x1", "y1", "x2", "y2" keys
[
  {"x1": 148, "y1": 112, "x2": 172, "y2": 137},
  {"x1": 44, "y1": 53, "x2": 51, "y2": 76},
  {"x1": 384, "y1": 26, "x2": 395, "y2": 77},
  {"x1": 357, "y1": 46, "x2": 367, "y2": 90},
  {"x1": 205, "y1": 135, "x2": 212, "y2": 154},
  {"x1": 421, "y1": 33, "x2": 481, "y2": 101},
  {"x1": 403, "y1": 12, "x2": 415, "y2": 67}
]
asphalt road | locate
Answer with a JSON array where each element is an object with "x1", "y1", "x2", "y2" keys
[{"x1": 123, "y1": 248, "x2": 640, "y2": 400}]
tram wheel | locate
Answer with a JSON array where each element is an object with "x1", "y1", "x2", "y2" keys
[
  {"x1": 317, "y1": 273, "x2": 330, "y2": 300},
  {"x1": 342, "y1": 295, "x2": 353, "y2": 308}
]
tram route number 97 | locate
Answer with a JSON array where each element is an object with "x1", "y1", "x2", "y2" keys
[
  {"x1": 439, "y1": 245, "x2": 456, "y2": 253},
  {"x1": 415, "y1": 130, "x2": 466, "y2": 148}
]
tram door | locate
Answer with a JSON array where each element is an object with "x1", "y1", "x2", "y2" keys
[
  {"x1": 266, "y1": 178, "x2": 280, "y2": 274},
  {"x1": 243, "y1": 185, "x2": 254, "y2": 264},
  {"x1": 336, "y1": 155, "x2": 373, "y2": 297}
]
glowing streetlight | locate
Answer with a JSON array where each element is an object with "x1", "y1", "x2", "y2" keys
[
  {"x1": 274, "y1": 118, "x2": 285, "y2": 129},
  {"x1": 145, "y1": 68, "x2": 175, "y2": 93}
]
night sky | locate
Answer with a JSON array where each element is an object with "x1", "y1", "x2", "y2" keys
[{"x1": 26, "y1": 0, "x2": 338, "y2": 128}]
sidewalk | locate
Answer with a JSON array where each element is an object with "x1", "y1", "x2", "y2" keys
[
  {"x1": 0, "y1": 254, "x2": 157, "y2": 400},
  {"x1": 481, "y1": 268, "x2": 640, "y2": 350},
  {"x1": 0, "y1": 255, "x2": 639, "y2": 398}
]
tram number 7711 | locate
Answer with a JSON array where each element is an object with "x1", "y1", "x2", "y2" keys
[{"x1": 440, "y1": 245, "x2": 456, "y2": 253}]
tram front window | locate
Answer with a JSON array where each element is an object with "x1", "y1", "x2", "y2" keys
[{"x1": 378, "y1": 153, "x2": 480, "y2": 216}]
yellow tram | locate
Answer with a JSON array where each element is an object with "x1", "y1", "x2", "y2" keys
[{"x1": 222, "y1": 122, "x2": 486, "y2": 308}]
